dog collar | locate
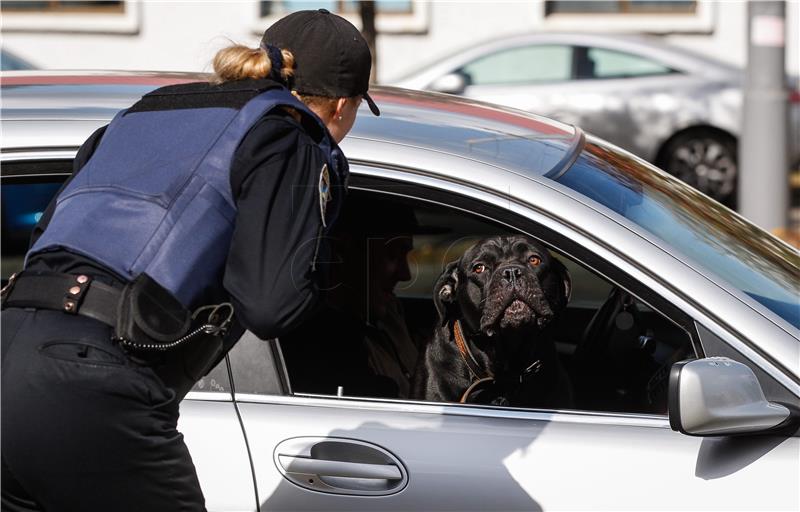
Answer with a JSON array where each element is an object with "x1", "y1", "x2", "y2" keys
[
  {"x1": 454, "y1": 320, "x2": 546, "y2": 405},
  {"x1": 459, "y1": 376, "x2": 495, "y2": 404},
  {"x1": 454, "y1": 320, "x2": 492, "y2": 381}
]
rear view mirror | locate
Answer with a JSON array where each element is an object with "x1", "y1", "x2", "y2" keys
[
  {"x1": 429, "y1": 73, "x2": 468, "y2": 95},
  {"x1": 669, "y1": 357, "x2": 793, "y2": 436}
]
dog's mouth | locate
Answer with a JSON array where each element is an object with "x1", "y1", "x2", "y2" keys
[
  {"x1": 481, "y1": 293, "x2": 554, "y2": 337},
  {"x1": 499, "y1": 298, "x2": 533, "y2": 329}
]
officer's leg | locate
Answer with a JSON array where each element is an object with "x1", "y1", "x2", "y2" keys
[
  {"x1": 1, "y1": 310, "x2": 206, "y2": 511},
  {"x1": 1, "y1": 457, "x2": 42, "y2": 512},
  {"x1": 1, "y1": 308, "x2": 44, "y2": 511}
]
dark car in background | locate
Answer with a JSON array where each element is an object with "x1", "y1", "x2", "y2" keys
[{"x1": 393, "y1": 32, "x2": 800, "y2": 207}]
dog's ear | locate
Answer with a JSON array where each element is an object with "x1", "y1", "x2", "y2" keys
[
  {"x1": 550, "y1": 257, "x2": 572, "y2": 311},
  {"x1": 433, "y1": 260, "x2": 460, "y2": 326}
]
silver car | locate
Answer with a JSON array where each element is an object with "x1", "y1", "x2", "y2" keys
[
  {"x1": 393, "y1": 32, "x2": 800, "y2": 207},
  {"x1": 2, "y1": 71, "x2": 798, "y2": 511}
]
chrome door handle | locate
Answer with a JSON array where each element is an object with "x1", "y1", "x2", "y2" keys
[
  {"x1": 274, "y1": 437, "x2": 408, "y2": 496},
  {"x1": 278, "y1": 455, "x2": 402, "y2": 480}
]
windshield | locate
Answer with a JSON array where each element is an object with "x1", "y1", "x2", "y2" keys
[{"x1": 551, "y1": 140, "x2": 800, "y2": 329}]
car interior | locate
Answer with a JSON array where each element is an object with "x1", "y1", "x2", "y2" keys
[
  {"x1": 278, "y1": 190, "x2": 696, "y2": 415},
  {"x1": 1, "y1": 171, "x2": 696, "y2": 416}
]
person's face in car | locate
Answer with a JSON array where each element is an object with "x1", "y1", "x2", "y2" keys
[{"x1": 368, "y1": 234, "x2": 413, "y2": 322}]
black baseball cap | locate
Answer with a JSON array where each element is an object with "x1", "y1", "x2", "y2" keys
[{"x1": 262, "y1": 9, "x2": 379, "y2": 116}]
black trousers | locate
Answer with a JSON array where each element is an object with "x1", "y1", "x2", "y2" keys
[{"x1": 1, "y1": 308, "x2": 206, "y2": 511}]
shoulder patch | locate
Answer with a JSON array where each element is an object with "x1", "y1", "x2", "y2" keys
[{"x1": 319, "y1": 163, "x2": 332, "y2": 227}]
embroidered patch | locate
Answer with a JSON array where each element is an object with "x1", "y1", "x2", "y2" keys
[{"x1": 318, "y1": 163, "x2": 332, "y2": 227}]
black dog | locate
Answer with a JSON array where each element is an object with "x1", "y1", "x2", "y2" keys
[{"x1": 412, "y1": 235, "x2": 573, "y2": 407}]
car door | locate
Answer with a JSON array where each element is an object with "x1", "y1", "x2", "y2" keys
[
  {"x1": 232, "y1": 169, "x2": 799, "y2": 511},
  {"x1": 0, "y1": 157, "x2": 258, "y2": 512}
]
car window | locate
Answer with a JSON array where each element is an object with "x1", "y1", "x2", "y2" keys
[
  {"x1": 459, "y1": 45, "x2": 573, "y2": 86},
  {"x1": 0, "y1": 165, "x2": 231, "y2": 395},
  {"x1": 1, "y1": 178, "x2": 63, "y2": 282},
  {"x1": 277, "y1": 189, "x2": 695, "y2": 415},
  {"x1": 578, "y1": 46, "x2": 675, "y2": 79},
  {"x1": 229, "y1": 332, "x2": 286, "y2": 395}
]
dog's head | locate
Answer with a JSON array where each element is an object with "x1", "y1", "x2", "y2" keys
[{"x1": 434, "y1": 235, "x2": 571, "y2": 337}]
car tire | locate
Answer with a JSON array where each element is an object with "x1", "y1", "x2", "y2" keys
[{"x1": 659, "y1": 129, "x2": 738, "y2": 208}]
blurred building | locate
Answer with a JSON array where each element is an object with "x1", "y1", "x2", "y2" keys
[{"x1": 1, "y1": 1, "x2": 798, "y2": 82}]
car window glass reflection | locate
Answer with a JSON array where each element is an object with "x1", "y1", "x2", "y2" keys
[{"x1": 553, "y1": 141, "x2": 800, "y2": 328}]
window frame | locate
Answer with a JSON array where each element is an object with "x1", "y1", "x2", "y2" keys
[
  {"x1": 541, "y1": 0, "x2": 715, "y2": 34},
  {"x1": 545, "y1": 1, "x2": 698, "y2": 16},
  {"x1": 253, "y1": 0, "x2": 428, "y2": 35},
  {"x1": 1, "y1": 0, "x2": 139, "y2": 34},
  {"x1": 251, "y1": 171, "x2": 705, "y2": 419},
  {"x1": 1, "y1": 1, "x2": 125, "y2": 14}
]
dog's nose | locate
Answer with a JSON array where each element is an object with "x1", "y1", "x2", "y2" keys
[{"x1": 501, "y1": 266, "x2": 523, "y2": 284}]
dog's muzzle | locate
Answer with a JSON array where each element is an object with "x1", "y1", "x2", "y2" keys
[{"x1": 480, "y1": 266, "x2": 554, "y2": 334}]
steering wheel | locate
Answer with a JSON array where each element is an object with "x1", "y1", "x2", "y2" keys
[
  {"x1": 574, "y1": 287, "x2": 633, "y2": 363},
  {"x1": 571, "y1": 286, "x2": 651, "y2": 411}
]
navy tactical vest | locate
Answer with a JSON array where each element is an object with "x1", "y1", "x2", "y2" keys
[{"x1": 28, "y1": 81, "x2": 348, "y2": 307}]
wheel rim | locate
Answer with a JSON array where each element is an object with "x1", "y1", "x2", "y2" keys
[{"x1": 667, "y1": 137, "x2": 737, "y2": 202}]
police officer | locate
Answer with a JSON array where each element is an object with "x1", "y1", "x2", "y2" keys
[{"x1": 1, "y1": 9, "x2": 378, "y2": 511}]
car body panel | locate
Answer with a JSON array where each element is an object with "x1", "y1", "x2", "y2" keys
[
  {"x1": 458, "y1": 74, "x2": 741, "y2": 163},
  {"x1": 237, "y1": 394, "x2": 799, "y2": 511},
  {"x1": 177, "y1": 399, "x2": 258, "y2": 511}
]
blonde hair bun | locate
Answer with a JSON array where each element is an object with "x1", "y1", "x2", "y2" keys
[{"x1": 212, "y1": 44, "x2": 294, "y2": 84}]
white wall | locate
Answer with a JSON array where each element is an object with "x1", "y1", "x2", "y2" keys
[
  {"x1": 1, "y1": 1, "x2": 265, "y2": 74},
  {"x1": 1, "y1": 1, "x2": 797, "y2": 81}
]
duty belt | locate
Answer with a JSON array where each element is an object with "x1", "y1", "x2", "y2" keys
[{"x1": 1, "y1": 271, "x2": 121, "y2": 328}]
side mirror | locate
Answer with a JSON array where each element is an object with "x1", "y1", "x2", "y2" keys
[
  {"x1": 429, "y1": 73, "x2": 468, "y2": 95},
  {"x1": 669, "y1": 357, "x2": 793, "y2": 436}
]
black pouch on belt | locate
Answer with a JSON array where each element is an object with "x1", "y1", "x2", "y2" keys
[
  {"x1": 115, "y1": 274, "x2": 233, "y2": 399},
  {"x1": 116, "y1": 273, "x2": 192, "y2": 346}
]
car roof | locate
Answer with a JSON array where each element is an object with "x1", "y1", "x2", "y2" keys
[{"x1": 1, "y1": 71, "x2": 580, "y2": 178}]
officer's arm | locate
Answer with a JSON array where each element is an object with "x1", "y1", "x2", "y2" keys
[
  {"x1": 29, "y1": 125, "x2": 108, "y2": 248},
  {"x1": 223, "y1": 114, "x2": 328, "y2": 339}
]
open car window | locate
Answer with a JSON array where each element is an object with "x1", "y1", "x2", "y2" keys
[{"x1": 277, "y1": 188, "x2": 697, "y2": 415}]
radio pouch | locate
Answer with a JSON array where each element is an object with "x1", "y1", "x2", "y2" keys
[{"x1": 116, "y1": 273, "x2": 192, "y2": 347}]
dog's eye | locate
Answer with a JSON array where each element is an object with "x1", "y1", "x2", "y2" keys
[
  {"x1": 472, "y1": 263, "x2": 486, "y2": 274},
  {"x1": 528, "y1": 255, "x2": 542, "y2": 267}
]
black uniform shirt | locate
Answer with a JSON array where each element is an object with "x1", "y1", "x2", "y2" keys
[{"x1": 28, "y1": 102, "x2": 336, "y2": 341}]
